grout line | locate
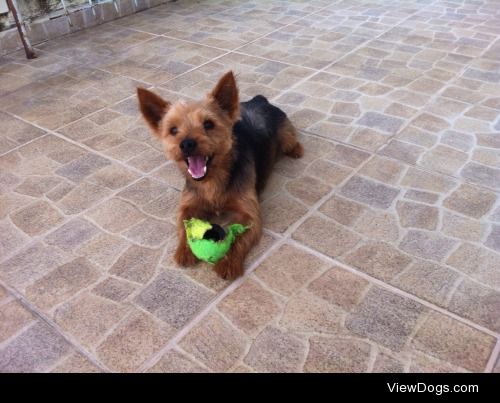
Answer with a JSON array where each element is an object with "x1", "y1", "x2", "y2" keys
[
  {"x1": 0, "y1": 278, "x2": 112, "y2": 373},
  {"x1": 0, "y1": 133, "x2": 50, "y2": 159},
  {"x1": 0, "y1": 318, "x2": 38, "y2": 351},
  {"x1": 0, "y1": 162, "x2": 151, "y2": 266},
  {"x1": 485, "y1": 338, "x2": 500, "y2": 373},
  {"x1": 150, "y1": 2, "x2": 336, "y2": 87},
  {"x1": 3, "y1": 110, "x2": 158, "y2": 178},
  {"x1": 286, "y1": 238, "x2": 500, "y2": 339},
  {"x1": 138, "y1": 131, "x2": 404, "y2": 372},
  {"x1": 264, "y1": 4, "x2": 435, "y2": 105},
  {"x1": 3, "y1": 0, "x2": 500, "y2": 373},
  {"x1": 366, "y1": 345, "x2": 379, "y2": 373},
  {"x1": 137, "y1": 237, "x2": 285, "y2": 372}
]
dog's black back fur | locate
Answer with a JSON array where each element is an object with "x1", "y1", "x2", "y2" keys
[{"x1": 229, "y1": 95, "x2": 286, "y2": 193}]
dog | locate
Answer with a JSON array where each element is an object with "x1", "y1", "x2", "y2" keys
[{"x1": 137, "y1": 71, "x2": 303, "y2": 279}]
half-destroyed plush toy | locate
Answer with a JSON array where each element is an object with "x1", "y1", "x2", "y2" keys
[{"x1": 184, "y1": 218, "x2": 248, "y2": 264}]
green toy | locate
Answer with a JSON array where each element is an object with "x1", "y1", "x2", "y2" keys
[{"x1": 184, "y1": 218, "x2": 248, "y2": 264}]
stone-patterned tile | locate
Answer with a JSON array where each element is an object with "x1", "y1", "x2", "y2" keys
[
  {"x1": 3, "y1": 68, "x2": 144, "y2": 130},
  {"x1": 418, "y1": 146, "x2": 469, "y2": 176},
  {"x1": 307, "y1": 267, "x2": 369, "y2": 311},
  {"x1": 0, "y1": 299, "x2": 35, "y2": 344},
  {"x1": 359, "y1": 156, "x2": 405, "y2": 185},
  {"x1": 87, "y1": 164, "x2": 140, "y2": 190},
  {"x1": 54, "y1": 293, "x2": 129, "y2": 349},
  {"x1": 58, "y1": 111, "x2": 166, "y2": 175},
  {"x1": 45, "y1": 218, "x2": 100, "y2": 252},
  {"x1": 444, "y1": 184, "x2": 497, "y2": 218},
  {"x1": 148, "y1": 349, "x2": 208, "y2": 373},
  {"x1": 0, "y1": 112, "x2": 46, "y2": 155},
  {"x1": 55, "y1": 152, "x2": 111, "y2": 183},
  {"x1": 218, "y1": 279, "x2": 282, "y2": 337},
  {"x1": 56, "y1": 182, "x2": 112, "y2": 215},
  {"x1": 318, "y1": 195, "x2": 365, "y2": 227},
  {"x1": 448, "y1": 279, "x2": 500, "y2": 333},
  {"x1": 285, "y1": 175, "x2": 332, "y2": 206},
  {"x1": 379, "y1": 140, "x2": 425, "y2": 165},
  {"x1": 352, "y1": 209, "x2": 400, "y2": 242},
  {"x1": 261, "y1": 193, "x2": 308, "y2": 233},
  {"x1": 161, "y1": 52, "x2": 316, "y2": 101},
  {"x1": 342, "y1": 242, "x2": 412, "y2": 282},
  {"x1": 10, "y1": 200, "x2": 65, "y2": 236},
  {"x1": 326, "y1": 144, "x2": 371, "y2": 169},
  {"x1": 305, "y1": 159, "x2": 353, "y2": 186},
  {"x1": 0, "y1": 242, "x2": 72, "y2": 289},
  {"x1": 76, "y1": 233, "x2": 130, "y2": 269},
  {"x1": 86, "y1": 198, "x2": 146, "y2": 233},
  {"x1": 411, "y1": 311, "x2": 495, "y2": 372},
  {"x1": 179, "y1": 312, "x2": 249, "y2": 372},
  {"x1": 346, "y1": 287, "x2": 426, "y2": 352},
  {"x1": 341, "y1": 176, "x2": 400, "y2": 209},
  {"x1": 96, "y1": 310, "x2": 174, "y2": 372},
  {"x1": 399, "y1": 230, "x2": 457, "y2": 262},
  {"x1": 117, "y1": 178, "x2": 171, "y2": 207},
  {"x1": 244, "y1": 326, "x2": 306, "y2": 373},
  {"x1": 409, "y1": 353, "x2": 467, "y2": 374},
  {"x1": 25, "y1": 257, "x2": 101, "y2": 311},
  {"x1": 123, "y1": 217, "x2": 175, "y2": 248},
  {"x1": 141, "y1": 187, "x2": 180, "y2": 219},
  {"x1": 13, "y1": 176, "x2": 61, "y2": 198},
  {"x1": 494, "y1": 355, "x2": 500, "y2": 374},
  {"x1": 50, "y1": 352, "x2": 102, "y2": 373},
  {"x1": 401, "y1": 167, "x2": 456, "y2": 193},
  {"x1": 403, "y1": 189, "x2": 439, "y2": 205},
  {"x1": 116, "y1": 0, "x2": 312, "y2": 46},
  {"x1": 254, "y1": 244, "x2": 327, "y2": 297},
  {"x1": 0, "y1": 219, "x2": 29, "y2": 261},
  {"x1": 280, "y1": 290, "x2": 344, "y2": 334},
  {"x1": 98, "y1": 37, "x2": 226, "y2": 83},
  {"x1": 396, "y1": 201, "x2": 439, "y2": 230},
  {"x1": 462, "y1": 163, "x2": 500, "y2": 190},
  {"x1": 0, "y1": 286, "x2": 8, "y2": 303},
  {"x1": 134, "y1": 270, "x2": 214, "y2": 329},
  {"x1": 292, "y1": 215, "x2": 361, "y2": 259},
  {"x1": 372, "y1": 352, "x2": 405, "y2": 373},
  {"x1": 391, "y1": 260, "x2": 460, "y2": 306},
  {"x1": 35, "y1": 24, "x2": 157, "y2": 66},
  {"x1": 0, "y1": 321, "x2": 73, "y2": 373},
  {"x1": 305, "y1": 336, "x2": 371, "y2": 373},
  {"x1": 441, "y1": 212, "x2": 486, "y2": 242},
  {"x1": 109, "y1": 244, "x2": 162, "y2": 284},
  {"x1": 2, "y1": 0, "x2": 500, "y2": 374},
  {"x1": 446, "y1": 243, "x2": 500, "y2": 290}
]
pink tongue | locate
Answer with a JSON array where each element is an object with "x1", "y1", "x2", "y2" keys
[{"x1": 188, "y1": 156, "x2": 206, "y2": 178}]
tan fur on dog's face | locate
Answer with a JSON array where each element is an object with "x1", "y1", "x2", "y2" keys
[
  {"x1": 137, "y1": 72, "x2": 240, "y2": 183},
  {"x1": 160, "y1": 100, "x2": 234, "y2": 175}
]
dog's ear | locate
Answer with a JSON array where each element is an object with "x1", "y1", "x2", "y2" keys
[
  {"x1": 210, "y1": 71, "x2": 239, "y2": 120},
  {"x1": 137, "y1": 87, "x2": 170, "y2": 135}
]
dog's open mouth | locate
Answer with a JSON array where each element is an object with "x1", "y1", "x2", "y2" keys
[{"x1": 185, "y1": 155, "x2": 210, "y2": 180}]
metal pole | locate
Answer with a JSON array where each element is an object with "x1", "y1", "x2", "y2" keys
[
  {"x1": 6, "y1": 0, "x2": 36, "y2": 59},
  {"x1": 60, "y1": 0, "x2": 73, "y2": 27}
]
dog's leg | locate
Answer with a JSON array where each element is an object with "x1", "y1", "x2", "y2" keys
[
  {"x1": 278, "y1": 117, "x2": 303, "y2": 159},
  {"x1": 213, "y1": 191, "x2": 262, "y2": 280},
  {"x1": 174, "y1": 192, "x2": 202, "y2": 267}
]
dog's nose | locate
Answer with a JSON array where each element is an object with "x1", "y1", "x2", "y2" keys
[{"x1": 180, "y1": 138, "x2": 197, "y2": 155}]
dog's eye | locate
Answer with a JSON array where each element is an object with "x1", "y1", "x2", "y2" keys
[
  {"x1": 169, "y1": 127, "x2": 178, "y2": 136},
  {"x1": 203, "y1": 120, "x2": 215, "y2": 131}
]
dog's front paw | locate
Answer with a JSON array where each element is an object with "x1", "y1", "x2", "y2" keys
[
  {"x1": 213, "y1": 257, "x2": 244, "y2": 280},
  {"x1": 174, "y1": 244, "x2": 197, "y2": 267}
]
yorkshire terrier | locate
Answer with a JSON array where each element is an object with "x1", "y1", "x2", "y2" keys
[{"x1": 137, "y1": 71, "x2": 303, "y2": 279}]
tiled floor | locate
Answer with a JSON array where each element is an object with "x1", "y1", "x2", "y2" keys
[{"x1": 1, "y1": 0, "x2": 500, "y2": 373}]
